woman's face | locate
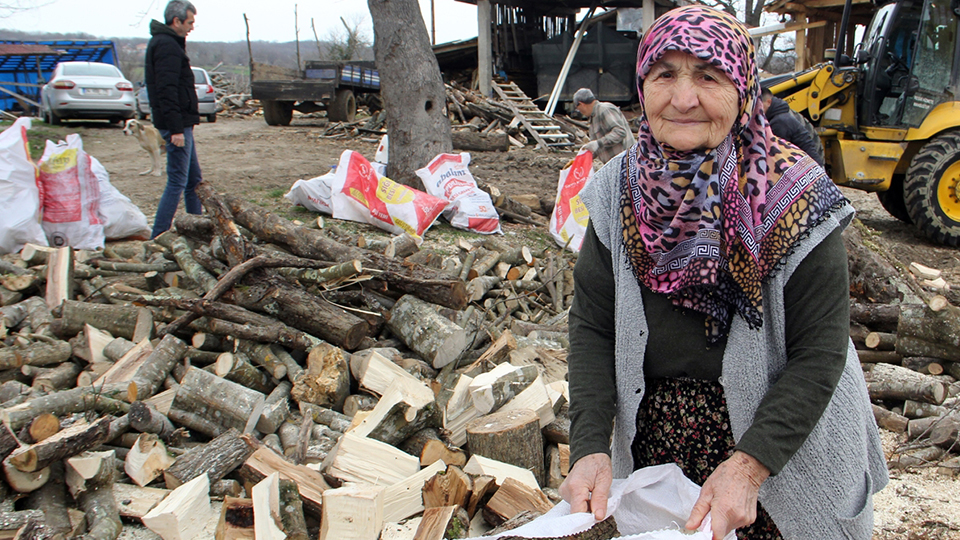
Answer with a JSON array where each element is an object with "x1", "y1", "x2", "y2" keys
[{"x1": 642, "y1": 50, "x2": 740, "y2": 152}]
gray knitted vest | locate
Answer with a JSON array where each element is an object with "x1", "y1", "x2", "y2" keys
[{"x1": 581, "y1": 154, "x2": 888, "y2": 540}]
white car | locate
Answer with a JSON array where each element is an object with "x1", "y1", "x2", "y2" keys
[
  {"x1": 40, "y1": 61, "x2": 136, "y2": 125},
  {"x1": 137, "y1": 66, "x2": 217, "y2": 123}
]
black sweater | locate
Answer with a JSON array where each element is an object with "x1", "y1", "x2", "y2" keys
[
  {"x1": 766, "y1": 97, "x2": 825, "y2": 167},
  {"x1": 145, "y1": 20, "x2": 199, "y2": 133}
]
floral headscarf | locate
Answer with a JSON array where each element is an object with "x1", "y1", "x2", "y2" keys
[{"x1": 620, "y1": 5, "x2": 846, "y2": 343}]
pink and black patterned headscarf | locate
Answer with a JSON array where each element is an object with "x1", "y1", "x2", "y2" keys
[{"x1": 619, "y1": 5, "x2": 845, "y2": 342}]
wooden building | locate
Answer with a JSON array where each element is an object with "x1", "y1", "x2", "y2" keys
[{"x1": 764, "y1": 0, "x2": 879, "y2": 71}]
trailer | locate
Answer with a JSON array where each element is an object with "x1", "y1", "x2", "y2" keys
[{"x1": 251, "y1": 60, "x2": 380, "y2": 126}]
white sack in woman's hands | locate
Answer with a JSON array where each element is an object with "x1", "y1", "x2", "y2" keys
[{"x1": 466, "y1": 463, "x2": 736, "y2": 540}]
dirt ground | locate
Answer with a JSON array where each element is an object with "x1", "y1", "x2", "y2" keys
[{"x1": 27, "y1": 115, "x2": 960, "y2": 539}]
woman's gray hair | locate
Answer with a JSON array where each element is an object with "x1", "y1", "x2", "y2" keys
[{"x1": 164, "y1": 0, "x2": 196, "y2": 25}]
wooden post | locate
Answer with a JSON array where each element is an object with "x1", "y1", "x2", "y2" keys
[{"x1": 477, "y1": 0, "x2": 492, "y2": 97}]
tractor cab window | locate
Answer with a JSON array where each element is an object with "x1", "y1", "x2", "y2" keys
[
  {"x1": 862, "y1": 1, "x2": 924, "y2": 126},
  {"x1": 900, "y1": 0, "x2": 958, "y2": 126}
]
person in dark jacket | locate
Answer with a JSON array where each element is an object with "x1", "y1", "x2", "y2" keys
[
  {"x1": 145, "y1": 0, "x2": 202, "y2": 238},
  {"x1": 761, "y1": 87, "x2": 825, "y2": 167}
]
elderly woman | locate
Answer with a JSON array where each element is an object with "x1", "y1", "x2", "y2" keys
[{"x1": 560, "y1": 6, "x2": 887, "y2": 540}]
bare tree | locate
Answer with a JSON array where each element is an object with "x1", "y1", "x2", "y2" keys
[
  {"x1": 0, "y1": 0, "x2": 51, "y2": 18},
  {"x1": 368, "y1": 0, "x2": 452, "y2": 188},
  {"x1": 326, "y1": 15, "x2": 370, "y2": 62}
]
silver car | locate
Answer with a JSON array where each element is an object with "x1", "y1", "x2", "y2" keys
[
  {"x1": 136, "y1": 66, "x2": 217, "y2": 123},
  {"x1": 40, "y1": 61, "x2": 136, "y2": 125}
]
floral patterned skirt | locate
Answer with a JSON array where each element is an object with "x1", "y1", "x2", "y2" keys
[{"x1": 631, "y1": 377, "x2": 783, "y2": 540}]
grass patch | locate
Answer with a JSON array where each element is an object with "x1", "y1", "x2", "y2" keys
[
  {"x1": 1, "y1": 120, "x2": 83, "y2": 161},
  {"x1": 268, "y1": 188, "x2": 286, "y2": 198}
]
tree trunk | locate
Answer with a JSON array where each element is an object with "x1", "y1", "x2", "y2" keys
[
  {"x1": 369, "y1": 0, "x2": 453, "y2": 188},
  {"x1": 451, "y1": 130, "x2": 508, "y2": 152},
  {"x1": 163, "y1": 428, "x2": 254, "y2": 489}
]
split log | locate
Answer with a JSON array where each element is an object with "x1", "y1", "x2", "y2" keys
[
  {"x1": 415, "y1": 505, "x2": 470, "y2": 540},
  {"x1": 23, "y1": 460, "x2": 71, "y2": 537},
  {"x1": 352, "y1": 377, "x2": 440, "y2": 445},
  {"x1": 468, "y1": 363, "x2": 538, "y2": 415},
  {"x1": 897, "y1": 303, "x2": 960, "y2": 361},
  {"x1": 142, "y1": 474, "x2": 213, "y2": 540},
  {"x1": 872, "y1": 404, "x2": 908, "y2": 433},
  {"x1": 125, "y1": 433, "x2": 176, "y2": 487},
  {"x1": 222, "y1": 194, "x2": 467, "y2": 309},
  {"x1": 467, "y1": 408, "x2": 544, "y2": 487},
  {"x1": 215, "y1": 497, "x2": 254, "y2": 540},
  {"x1": 2, "y1": 459, "x2": 49, "y2": 493},
  {"x1": 476, "y1": 330, "x2": 518, "y2": 366},
  {"x1": 290, "y1": 343, "x2": 349, "y2": 410},
  {"x1": 353, "y1": 349, "x2": 423, "y2": 397},
  {"x1": 322, "y1": 432, "x2": 420, "y2": 487},
  {"x1": 215, "y1": 352, "x2": 275, "y2": 395},
  {"x1": 866, "y1": 363, "x2": 950, "y2": 405},
  {"x1": 256, "y1": 381, "x2": 292, "y2": 434},
  {"x1": 423, "y1": 464, "x2": 472, "y2": 509},
  {"x1": 52, "y1": 300, "x2": 140, "y2": 340},
  {"x1": 467, "y1": 474, "x2": 499, "y2": 519},
  {"x1": 543, "y1": 411, "x2": 570, "y2": 445},
  {"x1": 444, "y1": 374, "x2": 483, "y2": 447},
  {"x1": 239, "y1": 442, "x2": 330, "y2": 517},
  {"x1": 388, "y1": 295, "x2": 467, "y2": 369},
  {"x1": 319, "y1": 484, "x2": 385, "y2": 540},
  {"x1": 44, "y1": 247, "x2": 73, "y2": 310},
  {"x1": 6, "y1": 416, "x2": 112, "y2": 473},
  {"x1": 94, "y1": 338, "x2": 154, "y2": 387},
  {"x1": 463, "y1": 454, "x2": 540, "y2": 491},
  {"x1": 251, "y1": 473, "x2": 286, "y2": 540},
  {"x1": 65, "y1": 451, "x2": 117, "y2": 499},
  {"x1": 75, "y1": 454, "x2": 122, "y2": 540},
  {"x1": 169, "y1": 367, "x2": 266, "y2": 437},
  {"x1": 497, "y1": 375, "x2": 556, "y2": 428},
  {"x1": 343, "y1": 393, "x2": 379, "y2": 418},
  {"x1": 163, "y1": 428, "x2": 254, "y2": 489},
  {"x1": 399, "y1": 427, "x2": 467, "y2": 468},
  {"x1": 382, "y1": 459, "x2": 446, "y2": 523},
  {"x1": 451, "y1": 130, "x2": 509, "y2": 152},
  {"x1": 0, "y1": 341, "x2": 72, "y2": 370},
  {"x1": 482, "y1": 477, "x2": 552, "y2": 527},
  {"x1": 546, "y1": 444, "x2": 564, "y2": 489},
  {"x1": 129, "y1": 400, "x2": 176, "y2": 440}
]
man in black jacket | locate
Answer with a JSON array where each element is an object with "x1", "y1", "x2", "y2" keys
[
  {"x1": 145, "y1": 0, "x2": 202, "y2": 238},
  {"x1": 761, "y1": 87, "x2": 825, "y2": 167}
]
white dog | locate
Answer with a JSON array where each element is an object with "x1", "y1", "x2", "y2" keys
[{"x1": 123, "y1": 119, "x2": 166, "y2": 177}]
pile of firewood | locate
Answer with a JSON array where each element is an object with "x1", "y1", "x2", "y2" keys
[
  {"x1": 0, "y1": 182, "x2": 580, "y2": 539},
  {"x1": 844, "y1": 226, "x2": 960, "y2": 477}
]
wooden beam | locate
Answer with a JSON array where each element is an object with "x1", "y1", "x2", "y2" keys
[{"x1": 749, "y1": 19, "x2": 828, "y2": 39}]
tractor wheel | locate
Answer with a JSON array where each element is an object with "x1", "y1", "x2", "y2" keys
[
  {"x1": 876, "y1": 175, "x2": 912, "y2": 223},
  {"x1": 904, "y1": 131, "x2": 960, "y2": 246},
  {"x1": 262, "y1": 99, "x2": 293, "y2": 126},
  {"x1": 328, "y1": 89, "x2": 356, "y2": 123}
]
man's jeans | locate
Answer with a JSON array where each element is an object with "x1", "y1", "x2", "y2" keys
[{"x1": 151, "y1": 127, "x2": 203, "y2": 238}]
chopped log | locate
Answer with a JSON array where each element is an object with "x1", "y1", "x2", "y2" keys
[
  {"x1": 928, "y1": 415, "x2": 960, "y2": 451},
  {"x1": 222, "y1": 194, "x2": 467, "y2": 309},
  {"x1": 476, "y1": 330, "x2": 518, "y2": 366},
  {"x1": 423, "y1": 464, "x2": 472, "y2": 509},
  {"x1": 497, "y1": 375, "x2": 556, "y2": 428},
  {"x1": 399, "y1": 427, "x2": 467, "y2": 468},
  {"x1": 215, "y1": 352, "x2": 275, "y2": 395},
  {"x1": 298, "y1": 403, "x2": 352, "y2": 433},
  {"x1": 415, "y1": 505, "x2": 470, "y2": 540},
  {"x1": 866, "y1": 363, "x2": 949, "y2": 405},
  {"x1": 123, "y1": 433, "x2": 174, "y2": 487},
  {"x1": 903, "y1": 399, "x2": 948, "y2": 419},
  {"x1": 543, "y1": 411, "x2": 570, "y2": 445},
  {"x1": 872, "y1": 404, "x2": 908, "y2": 433},
  {"x1": 482, "y1": 477, "x2": 552, "y2": 527},
  {"x1": 388, "y1": 295, "x2": 467, "y2": 369},
  {"x1": 256, "y1": 381, "x2": 292, "y2": 434},
  {"x1": 343, "y1": 393, "x2": 379, "y2": 417},
  {"x1": 451, "y1": 130, "x2": 509, "y2": 152},
  {"x1": 93, "y1": 338, "x2": 154, "y2": 387},
  {"x1": 558, "y1": 444, "x2": 570, "y2": 476},
  {"x1": 239, "y1": 443, "x2": 330, "y2": 517},
  {"x1": 65, "y1": 450, "x2": 117, "y2": 499},
  {"x1": 467, "y1": 408, "x2": 544, "y2": 487},
  {"x1": 382, "y1": 459, "x2": 446, "y2": 523},
  {"x1": 114, "y1": 482, "x2": 169, "y2": 519},
  {"x1": 351, "y1": 377, "x2": 440, "y2": 445},
  {"x1": 7, "y1": 416, "x2": 112, "y2": 473},
  {"x1": 44, "y1": 247, "x2": 73, "y2": 310},
  {"x1": 142, "y1": 474, "x2": 213, "y2": 540},
  {"x1": 322, "y1": 432, "x2": 420, "y2": 487},
  {"x1": 444, "y1": 374, "x2": 483, "y2": 447},
  {"x1": 463, "y1": 454, "x2": 539, "y2": 490},
  {"x1": 169, "y1": 367, "x2": 266, "y2": 437},
  {"x1": 153, "y1": 232, "x2": 219, "y2": 293},
  {"x1": 74, "y1": 454, "x2": 122, "y2": 540},
  {"x1": 53, "y1": 300, "x2": 140, "y2": 340},
  {"x1": 22, "y1": 460, "x2": 71, "y2": 537},
  {"x1": 126, "y1": 334, "x2": 188, "y2": 401},
  {"x1": 2, "y1": 459, "x2": 49, "y2": 493},
  {"x1": 468, "y1": 363, "x2": 538, "y2": 415},
  {"x1": 238, "y1": 341, "x2": 287, "y2": 380},
  {"x1": 129, "y1": 400, "x2": 176, "y2": 441},
  {"x1": 546, "y1": 444, "x2": 564, "y2": 489},
  {"x1": 215, "y1": 497, "x2": 254, "y2": 540},
  {"x1": 888, "y1": 445, "x2": 945, "y2": 470},
  {"x1": 849, "y1": 302, "x2": 901, "y2": 333},
  {"x1": 866, "y1": 332, "x2": 898, "y2": 351},
  {"x1": 163, "y1": 428, "x2": 254, "y2": 489},
  {"x1": 290, "y1": 343, "x2": 349, "y2": 410},
  {"x1": 319, "y1": 484, "x2": 385, "y2": 540},
  {"x1": 467, "y1": 474, "x2": 498, "y2": 519},
  {"x1": 102, "y1": 337, "x2": 135, "y2": 362},
  {"x1": 191, "y1": 332, "x2": 223, "y2": 352},
  {"x1": 251, "y1": 473, "x2": 286, "y2": 540},
  {"x1": 0, "y1": 341, "x2": 72, "y2": 370},
  {"x1": 857, "y1": 349, "x2": 902, "y2": 365},
  {"x1": 353, "y1": 349, "x2": 423, "y2": 397},
  {"x1": 2, "y1": 384, "x2": 129, "y2": 432},
  {"x1": 897, "y1": 303, "x2": 960, "y2": 361}
]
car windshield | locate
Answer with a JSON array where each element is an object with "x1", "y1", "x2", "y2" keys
[
  {"x1": 192, "y1": 68, "x2": 206, "y2": 84},
  {"x1": 61, "y1": 63, "x2": 120, "y2": 77}
]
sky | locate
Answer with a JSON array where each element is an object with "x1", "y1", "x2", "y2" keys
[{"x1": 1, "y1": 0, "x2": 479, "y2": 44}]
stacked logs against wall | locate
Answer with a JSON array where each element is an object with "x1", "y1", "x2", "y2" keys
[
  {"x1": 0, "y1": 181, "x2": 580, "y2": 539},
  {"x1": 845, "y1": 225, "x2": 960, "y2": 477}
]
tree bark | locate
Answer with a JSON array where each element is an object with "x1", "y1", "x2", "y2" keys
[
  {"x1": 866, "y1": 363, "x2": 949, "y2": 405},
  {"x1": 52, "y1": 300, "x2": 140, "y2": 340},
  {"x1": 897, "y1": 303, "x2": 960, "y2": 362},
  {"x1": 849, "y1": 302, "x2": 901, "y2": 333},
  {"x1": 129, "y1": 401, "x2": 177, "y2": 441},
  {"x1": 0, "y1": 341, "x2": 72, "y2": 371},
  {"x1": 163, "y1": 428, "x2": 254, "y2": 489},
  {"x1": 22, "y1": 460, "x2": 71, "y2": 537},
  {"x1": 369, "y1": 0, "x2": 453, "y2": 187},
  {"x1": 387, "y1": 295, "x2": 467, "y2": 369},
  {"x1": 169, "y1": 367, "x2": 266, "y2": 437},
  {"x1": 126, "y1": 334, "x2": 188, "y2": 401},
  {"x1": 451, "y1": 130, "x2": 508, "y2": 152}
]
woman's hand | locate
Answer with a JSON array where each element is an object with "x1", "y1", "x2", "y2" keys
[
  {"x1": 685, "y1": 451, "x2": 770, "y2": 540},
  {"x1": 559, "y1": 452, "x2": 613, "y2": 521}
]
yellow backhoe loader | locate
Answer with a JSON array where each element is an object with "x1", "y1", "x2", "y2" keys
[{"x1": 766, "y1": 0, "x2": 960, "y2": 246}]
